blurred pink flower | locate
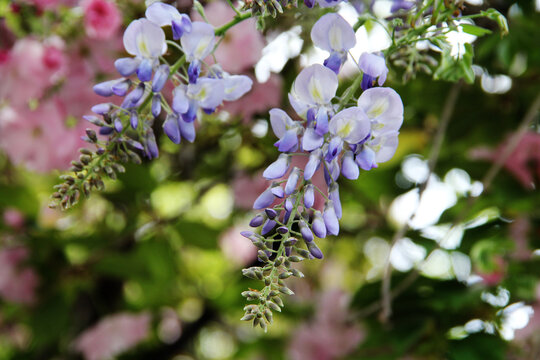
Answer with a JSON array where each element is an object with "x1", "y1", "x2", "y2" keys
[
  {"x1": 509, "y1": 216, "x2": 530, "y2": 261},
  {"x1": 0, "y1": 247, "x2": 39, "y2": 305},
  {"x1": 469, "y1": 132, "x2": 540, "y2": 190},
  {"x1": 0, "y1": 101, "x2": 86, "y2": 172},
  {"x1": 219, "y1": 225, "x2": 258, "y2": 266},
  {"x1": 3, "y1": 208, "x2": 25, "y2": 229},
  {"x1": 288, "y1": 289, "x2": 364, "y2": 360},
  {"x1": 232, "y1": 172, "x2": 269, "y2": 210},
  {"x1": 74, "y1": 312, "x2": 151, "y2": 360},
  {"x1": 82, "y1": 0, "x2": 122, "y2": 40},
  {"x1": 222, "y1": 74, "x2": 283, "y2": 123},
  {"x1": 193, "y1": 1, "x2": 264, "y2": 73},
  {"x1": 0, "y1": 37, "x2": 66, "y2": 107}
]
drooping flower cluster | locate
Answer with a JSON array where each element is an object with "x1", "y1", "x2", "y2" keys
[
  {"x1": 51, "y1": 2, "x2": 252, "y2": 209},
  {"x1": 240, "y1": 13, "x2": 403, "y2": 330}
]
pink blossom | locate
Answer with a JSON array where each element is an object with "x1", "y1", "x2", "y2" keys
[
  {"x1": 288, "y1": 289, "x2": 364, "y2": 360},
  {"x1": 3, "y1": 208, "x2": 25, "y2": 229},
  {"x1": 0, "y1": 101, "x2": 86, "y2": 172},
  {"x1": 232, "y1": 172, "x2": 269, "y2": 210},
  {"x1": 219, "y1": 225, "x2": 258, "y2": 266},
  {"x1": 222, "y1": 74, "x2": 283, "y2": 123},
  {"x1": 509, "y1": 216, "x2": 531, "y2": 261},
  {"x1": 82, "y1": 0, "x2": 122, "y2": 40},
  {"x1": 73, "y1": 312, "x2": 151, "y2": 360},
  {"x1": 0, "y1": 38, "x2": 66, "y2": 107},
  {"x1": 0, "y1": 247, "x2": 39, "y2": 305},
  {"x1": 193, "y1": 1, "x2": 264, "y2": 73},
  {"x1": 469, "y1": 132, "x2": 540, "y2": 190}
]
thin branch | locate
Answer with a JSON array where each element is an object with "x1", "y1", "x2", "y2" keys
[
  {"x1": 360, "y1": 90, "x2": 540, "y2": 322},
  {"x1": 380, "y1": 82, "x2": 462, "y2": 323}
]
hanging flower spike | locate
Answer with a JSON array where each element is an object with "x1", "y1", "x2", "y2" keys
[
  {"x1": 145, "y1": 2, "x2": 192, "y2": 40},
  {"x1": 311, "y1": 13, "x2": 356, "y2": 74},
  {"x1": 118, "y1": 19, "x2": 167, "y2": 82},
  {"x1": 355, "y1": 87, "x2": 404, "y2": 170},
  {"x1": 358, "y1": 52, "x2": 389, "y2": 91},
  {"x1": 181, "y1": 22, "x2": 216, "y2": 84},
  {"x1": 269, "y1": 109, "x2": 302, "y2": 153}
]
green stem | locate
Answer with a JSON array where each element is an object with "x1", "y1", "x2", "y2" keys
[
  {"x1": 338, "y1": 74, "x2": 363, "y2": 111},
  {"x1": 215, "y1": 12, "x2": 252, "y2": 36}
]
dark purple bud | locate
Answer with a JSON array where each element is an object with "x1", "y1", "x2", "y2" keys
[
  {"x1": 329, "y1": 183, "x2": 342, "y2": 219},
  {"x1": 285, "y1": 197, "x2": 294, "y2": 212},
  {"x1": 114, "y1": 118, "x2": 123, "y2": 133},
  {"x1": 325, "y1": 136, "x2": 343, "y2": 162},
  {"x1": 304, "y1": 148, "x2": 322, "y2": 180},
  {"x1": 91, "y1": 103, "x2": 111, "y2": 115},
  {"x1": 307, "y1": 241, "x2": 324, "y2": 259},
  {"x1": 307, "y1": 107, "x2": 316, "y2": 126},
  {"x1": 202, "y1": 107, "x2": 215, "y2": 115},
  {"x1": 178, "y1": 116, "x2": 196, "y2": 142},
  {"x1": 284, "y1": 210, "x2": 291, "y2": 224},
  {"x1": 262, "y1": 219, "x2": 276, "y2": 235},
  {"x1": 137, "y1": 58, "x2": 153, "y2": 82},
  {"x1": 130, "y1": 110, "x2": 138, "y2": 129},
  {"x1": 188, "y1": 60, "x2": 200, "y2": 84},
  {"x1": 171, "y1": 15, "x2": 192, "y2": 40},
  {"x1": 115, "y1": 57, "x2": 139, "y2": 77},
  {"x1": 99, "y1": 126, "x2": 114, "y2": 135},
  {"x1": 152, "y1": 64, "x2": 169, "y2": 92},
  {"x1": 300, "y1": 220, "x2": 313, "y2": 243},
  {"x1": 323, "y1": 51, "x2": 343, "y2": 74},
  {"x1": 314, "y1": 107, "x2": 329, "y2": 136},
  {"x1": 304, "y1": 184, "x2": 315, "y2": 209},
  {"x1": 262, "y1": 154, "x2": 291, "y2": 180},
  {"x1": 285, "y1": 167, "x2": 300, "y2": 195},
  {"x1": 277, "y1": 226, "x2": 288, "y2": 234},
  {"x1": 181, "y1": 102, "x2": 197, "y2": 123},
  {"x1": 324, "y1": 159, "x2": 340, "y2": 185},
  {"x1": 304, "y1": 0, "x2": 315, "y2": 8},
  {"x1": 323, "y1": 201, "x2": 339, "y2": 236},
  {"x1": 145, "y1": 129, "x2": 159, "y2": 159},
  {"x1": 93, "y1": 79, "x2": 117, "y2": 97},
  {"x1": 271, "y1": 185, "x2": 284, "y2": 198},
  {"x1": 122, "y1": 83, "x2": 145, "y2": 109},
  {"x1": 163, "y1": 114, "x2": 181, "y2": 144},
  {"x1": 253, "y1": 187, "x2": 275, "y2": 210},
  {"x1": 265, "y1": 208, "x2": 278, "y2": 219},
  {"x1": 151, "y1": 94, "x2": 162, "y2": 117},
  {"x1": 342, "y1": 150, "x2": 359, "y2": 179},
  {"x1": 126, "y1": 138, "x2": 144, "y2": 150},
  {"x1": 361, "y1": 73, "x2": 376, "y2": 91},
  {"x1": 249, "y1": 214, "x2": 265, "y2": 227},
  {"x1": 112, "y1": 79, "x2": 131, "y2": 96},
  {"x1": 312, "y1": 210, "x2": 326, "y2": 238}
]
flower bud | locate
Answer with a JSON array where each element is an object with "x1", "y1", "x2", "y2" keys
[
  {"x1": 304, "y1": 183, "x2": 315, "y2": 209},
  {"x1": 285, "y1": 167, "x2": 300, "y2": 195}
]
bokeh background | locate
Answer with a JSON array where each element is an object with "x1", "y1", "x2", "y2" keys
[{"x1": 0, "y1": 0, "x2": 539, "y2": 359}]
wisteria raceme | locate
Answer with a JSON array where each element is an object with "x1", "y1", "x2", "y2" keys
[
  {"x1": 239, "y1": 13, "x2": 404, "y2": 330},
  {"x1": 50, "y1": 2, "x2": 253, "y2": 210}
]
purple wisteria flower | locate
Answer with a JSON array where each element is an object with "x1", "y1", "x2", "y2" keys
[
  {"x1": 354, "y1": 87, "x2": 404, "y2": 169},
  {"x1": 358, "y1": 52, "x2": 389, "y2": 91},
  {"x1": 181, "y1": 22, "x2": 216, "y2": 83},
  {"x1": 311, "y1": 13, "x2": 356, "y2": 74},
  {"x1": 145, "y1": 2, "x2": 192, "y2": 40},
  {"x1": 116, "y1": 19, "x2": 167, "y2": 82},
  {"x1": 269, "y1": 109, "x2": 302, "y2": 152}
]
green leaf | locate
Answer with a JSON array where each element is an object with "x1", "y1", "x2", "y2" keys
[
  {"x1": 461, "y1": 24, "x2": 492, "y2": 37},
  {"x1": 481, "y1": 9, "x2": 509, "y2": 36}
]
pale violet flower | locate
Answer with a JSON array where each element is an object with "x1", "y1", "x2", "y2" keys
[
  {"x1": 145, "y1": 2, "x2": 192, "y2": 40},
  {"x1": 311, "y1": 13, "x2": 356, "y2": 74},
  {"x1": 328, "y1": 107, "x2": 371, "y2": 145},
  {"x1": 181, "y1": 22, "x2": 216, "y2": 83},
  {"x1": 172, "y1": 78, "x2": 225, "y2": 123},
  {"x1": 354, "y1": 87, "x2": 404, "y2": 170},
  {"x1": 116, "y1": 18, "x2": 167, "y2": 82},
  {"x1": 221, "y1": 74, "x2": 253, "y2": 102},
  {"x1": 269, "y1": 109, "x2": 302, "y2": 152},
  {"x1": 358, "y1": 52, "x2": 389, "y2": 90}
]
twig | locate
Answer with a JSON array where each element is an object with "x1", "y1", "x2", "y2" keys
[
  {"x1": 380, "y1": 82, "x2": 462, "y2": 323},
  {"x1": 362, "y1": 90, "x2": 540, "y2": 322}
]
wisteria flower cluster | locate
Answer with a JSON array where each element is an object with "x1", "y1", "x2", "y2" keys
[
  {"x1": 239, "y1": 13, "x2": 403, "y2": 330},
  {"x1": 51, "y1": 2, "x2": 252, "y2": 209}
]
